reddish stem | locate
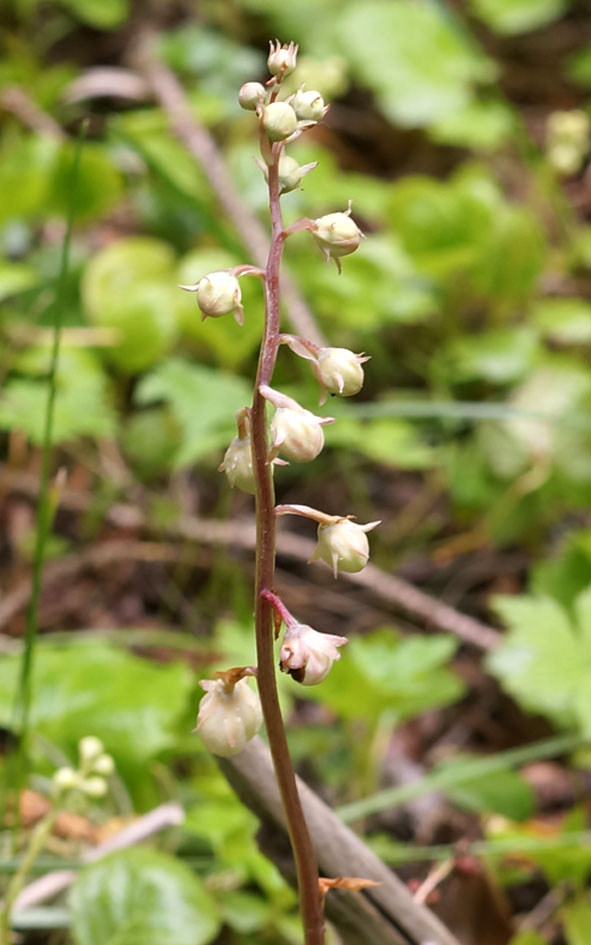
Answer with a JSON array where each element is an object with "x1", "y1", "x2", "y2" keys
[
  {"x1": 250, "y1": 142, "x2": 325, "y2": 945},
  {"x1": 260, "y1": 588, "x2": 298, "y2": 629}
]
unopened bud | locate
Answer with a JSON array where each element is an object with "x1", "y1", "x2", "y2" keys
[
  {"x1": 81, "y1": 776, "x2": 108, "y2": 798},
  {"x1": 179, "y1": 271, "x2": 244, "y2": 326},
  {"x1": 316, "y1": 347, "x2": 368, "y2": 397},
  {"x1": 280, "y1": 623, "x2": 347, "y2": 685},
  {"x1": 267, "y1": 40, "x2": 298, "y2": 78},
  {"x1": 271, "y1": 408, "x2": 327, "y2": 462},
  {"x1": 256, "y1": 154, "x2": 317, "y2": 194},
  {"x1": 196, "y1": 677, "x2": 262, "y2": 757},
  {"x1": 52, "y1": 767, "x2": 80, "y2": 793},
  {"x1": 311, "y1": 518, "x2": 380, "y2": 577},
  {"x1": 79, "y1": 736, "x2": 104, "y2": 763},
  {"x1": 312, "y1": 206, "x2": 362, "y2": 269},
  {"x1": 93, "y1": 753, "x2": 115, "y2": 777},
  {"x1": 262, "y1": 102, "x2": 298, "y2": 142},
  {"x1": 219, "y1": 435, "x2": 255, "y2": 494},
  {"x1": 291, "y1": 88, "x2": 327, "y2": 122},
  {"x1": 238, "y1": 81, "x2": 266, "y2": 111}
]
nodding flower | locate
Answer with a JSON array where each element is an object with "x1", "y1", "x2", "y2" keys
[
  {"x1": 279, "y1": 622, "x2": 347, "y2": 685},
  {"x1": 195, "y1": 674, "x2": 262, "y2": 757}
]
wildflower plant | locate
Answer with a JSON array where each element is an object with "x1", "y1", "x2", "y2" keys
[{"x1": 187, "y1": 42, "x2": 379, "y2": 944}]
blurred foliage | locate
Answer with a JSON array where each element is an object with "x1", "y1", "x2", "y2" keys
[{"x1": 1, "y1": 0, "x2": 591, "y2": 942}]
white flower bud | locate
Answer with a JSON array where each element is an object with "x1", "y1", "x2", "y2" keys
[
  {"x1": 93, "y1": 753, "x2": 115, "y2": 777},
  {"x1": 255, "y1": 155, "x2": 317, "y2": 194},
  {"x1": 52, "y1": 766, "x2": 80, "y2": 793},
  {"x1": 81, "y1": 776, "x2": 108, "y2": 799},
  {"x1": 218, "y1": 435, "x2": 255, "y2": 494},
  {"x1": 196, "y1": 678, "x2": 262, "y2": 757},
  {"x1": 79, "y1": 736, "x2": 104, "y2": 763},
  {"x1": 280, "y1": 623, "x2": 347, "y2": 685},
  {"x1": 291, "y1": 88, "x2": 327, "y2": 122},
  {"x1": 262, "y1": 102, "x2": 298, "y2": 142},
  {"x1": 238, "y1": 81, "x2": 266, "y2": 111},
  {"x1": 271, "y1": 407, "x2": 326, "y2": 462},
  {"x1": 311, "y1": 518, "x2": 380, "y2": 577},
  {"x1": 267, "y1": 40, "x2": 298, "y2": 77},
  {"x1": 195, "y1": 271, "x2": 244, "y2": 325},
  {"x1": 312, "y1": 209, "x2": 362, "y2": 268},
  {"x1": 316, "y1": 347, "x2": 367, "y2": 397}
]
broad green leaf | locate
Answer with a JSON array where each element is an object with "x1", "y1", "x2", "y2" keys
[
  {"x1": 0, "y1": 348, "x2": 116, "y2": 443},
  {"x1": 82, "y1": 237, "x2": 177, "y2": 322},
  {"x1": 487, "y1": 589, "x2": 591, "y2": 734},
  {"x1": 430, "y1": 98, "x2": 516, "y2": 151},
  {"x1": 437, "y1": 327, "x2": 539, "y2": 385},
  {"x1": 298, "y1": 628, "x2": 464, "y2": 724},
  {"x1": 70, "y1": 848, "x2": 219, "y2": 945},
  {"x1": 443, "y1": 762, "x2": 534, "y2": 820},
  {"x1": 59, "y1": 0, "x2": 130, "y2": 29},
  {"x1": 0, "y1": 641, "x2": 194, "y2": 763},
  {"x1": 0, "y1": 135, "x2": 57, "y2": 223},
  {"x1": 531, "y1": 530, "x2": 591, "y2": 610},
  {"x1": 94, "y1": 283, "x2": 180, "y2": 373},
  {"x1": 533, "y1": 298, "x2": 591, "y2": 345},
  {"x1": 568, "y1": 46, "x2": 591, "y2": 88},
  {"x1": 327, "y1": 417, "x2": 434, "y2": 468},
  {"x1": 469, "y1": 0, "x2": 567, "y2": 35},
  {"x1": 49, "y1": 143, "x2": 124, "y2": 221},
  {"x1": 0, "y1": 260, "x2": 37, "y2": 299},
  {"x1": 135, "y1": 358, "x2": 251, "y2": 467},
  {"x1": 337, "y1": 0, "x2": 494, "y2": 127},
  {"x1": 562, "y1": 894, "x2": 591, "y2": 945},
  {"x1": 508, "y1": 932, "x2": 548, "y2": 945}
]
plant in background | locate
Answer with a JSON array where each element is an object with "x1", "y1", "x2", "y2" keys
[
  {"x1": 0, "y1": 737, "x2": 115, "y2": 944},
  {"x1": 186, "y1": 41, "x2": 378, "y2": 944}
]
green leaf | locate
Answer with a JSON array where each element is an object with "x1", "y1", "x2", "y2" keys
[
  {"x1": 300, "y1": 628, "x2": 464, "y2": 724},
  {"x1": 135, "y1": 358, "x2": 251, "y2": 467},
  {"x1": 437, "y1": 327, "x2": 539, "y2": 385},
  {"x1": 337, "y1": 0, "x2": 494, "y2": 127},
  {"x1": 0, "y1": 260, "x2": 37, "y2": 300},
  {"x1": 49, "y1": 143, "x2": 124, "y2": 221},
  {"x1": 327, "y1": 417, "x2": 434, "y2": 468},
  {"x1": 70, "y1": 848, "x2": 220, "y2": 945},
  {"x1": 429, "y1": 98, "x2": 516, "y2": 151},
  {"x1": 82, "y1": 236, "x2": 177, "y2": 321},
  {"x1": 443, "y1": 762, "x2": 534, "y2": 820},
  {"x1": 533, "y1": 298, "x2": 591, "y2": 346},
  {"x1": 0, "y1": 641, "x2": 194, "y2": 763},
  {"x1": 487, "y1": 589, "x2": 591, "y2": 734},
  {"x1": 0, "y1": 348, "x2": 116, "y2": 443},
  {"x1": 469, "y1": 0, "x2": 567, "y2": 36},
  {"x1": 59, "y1": 0, "x2": 130, "y2": 29},
  {"x1": 562, "y1": 893, "x2": 591, "y2": 945},
  {"x1": 531, "y1": 530, "x2": 591, "y2": 610}
]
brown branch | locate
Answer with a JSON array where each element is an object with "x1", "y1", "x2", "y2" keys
[
  {"x1": 0, "y1": 471, "x2": 500, "y2": 650},
  {"x1": 132, "y1": 31, "x2": 325, "y2": 347},
  {"x1": 219, "y1": 736, "x2": 462, "y2": 945},
  {"x1": 1, "y1": 87, "x2": 65, "y2": 140}
]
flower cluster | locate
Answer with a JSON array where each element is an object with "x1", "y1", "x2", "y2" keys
[
  {"x1": 184, "y1": 42, "x2": 379, "y2": 759},
  {"x1": 52, "y1": 735, "x2": 115, "y2": 800}
]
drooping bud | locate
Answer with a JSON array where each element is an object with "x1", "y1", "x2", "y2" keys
[
  {"x1": 52, "y1": 766, "x2": 80, "y2": 794},
  {"x1": 195, "y1": 674, "x2": 262, "y2": 758},
  {"x1": 238, "y1": 81, "x2": 266, "y2": 111},
  {"x1": 179, "y1": 271, "x2": 244, "y2": 326},
  {"x1": 81, "y1": 776, "x2": 108, "y2": 798},
  {"x1": 219, "y1": 435, "x2": 255, "y2": 494},
  {"x1": 280, "y1": 623, "x2": 347, "y2": 685},
  {"x1": 291, "y1": 88, "x2": 327, "y2": 122},
  {"x1": 267, "y1": 40, "x2": 298, "y2": 78},
  {"x1": 311, "y1": 203, "x2": 363, "y2": 272},
  {"x1": 93, "y1": 754, "x2": 115, "y2": 777},
  {"x1": 546, "y1": 109, "x2": 590, "y2": 176},
  {"x1": 256, "y1": 155, "x2": 318, "y2": 194},
  {"x1": 261, "y1": 101, "x2": 298, "y2": 142},
  {"x1": 260, "y1": 385, "x2": 335, "y2": 462},
  {"x1": 312, "y1": 517, "x2": 380, "y2": 578},
  {"x1": 79, "y1": 736, "x2": 104, "y2": 763},
  {"x1": 281, "y1": 335, "x2": 369, "y2": 402},
  {"x1": 316, "y1": 347, "x2": 368, "y2": 397}
]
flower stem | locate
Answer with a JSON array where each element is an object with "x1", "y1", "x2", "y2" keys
[{"x1": 250, "y1": 144, "x2": 324, "y2": 945}]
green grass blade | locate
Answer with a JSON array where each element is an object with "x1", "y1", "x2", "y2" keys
[
  {"x1": 11, "y1": 125, "x2": 86, "y2": 740},
  {"x1": 337, "y1": 732, "x2": 587, "y2": 822}
]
